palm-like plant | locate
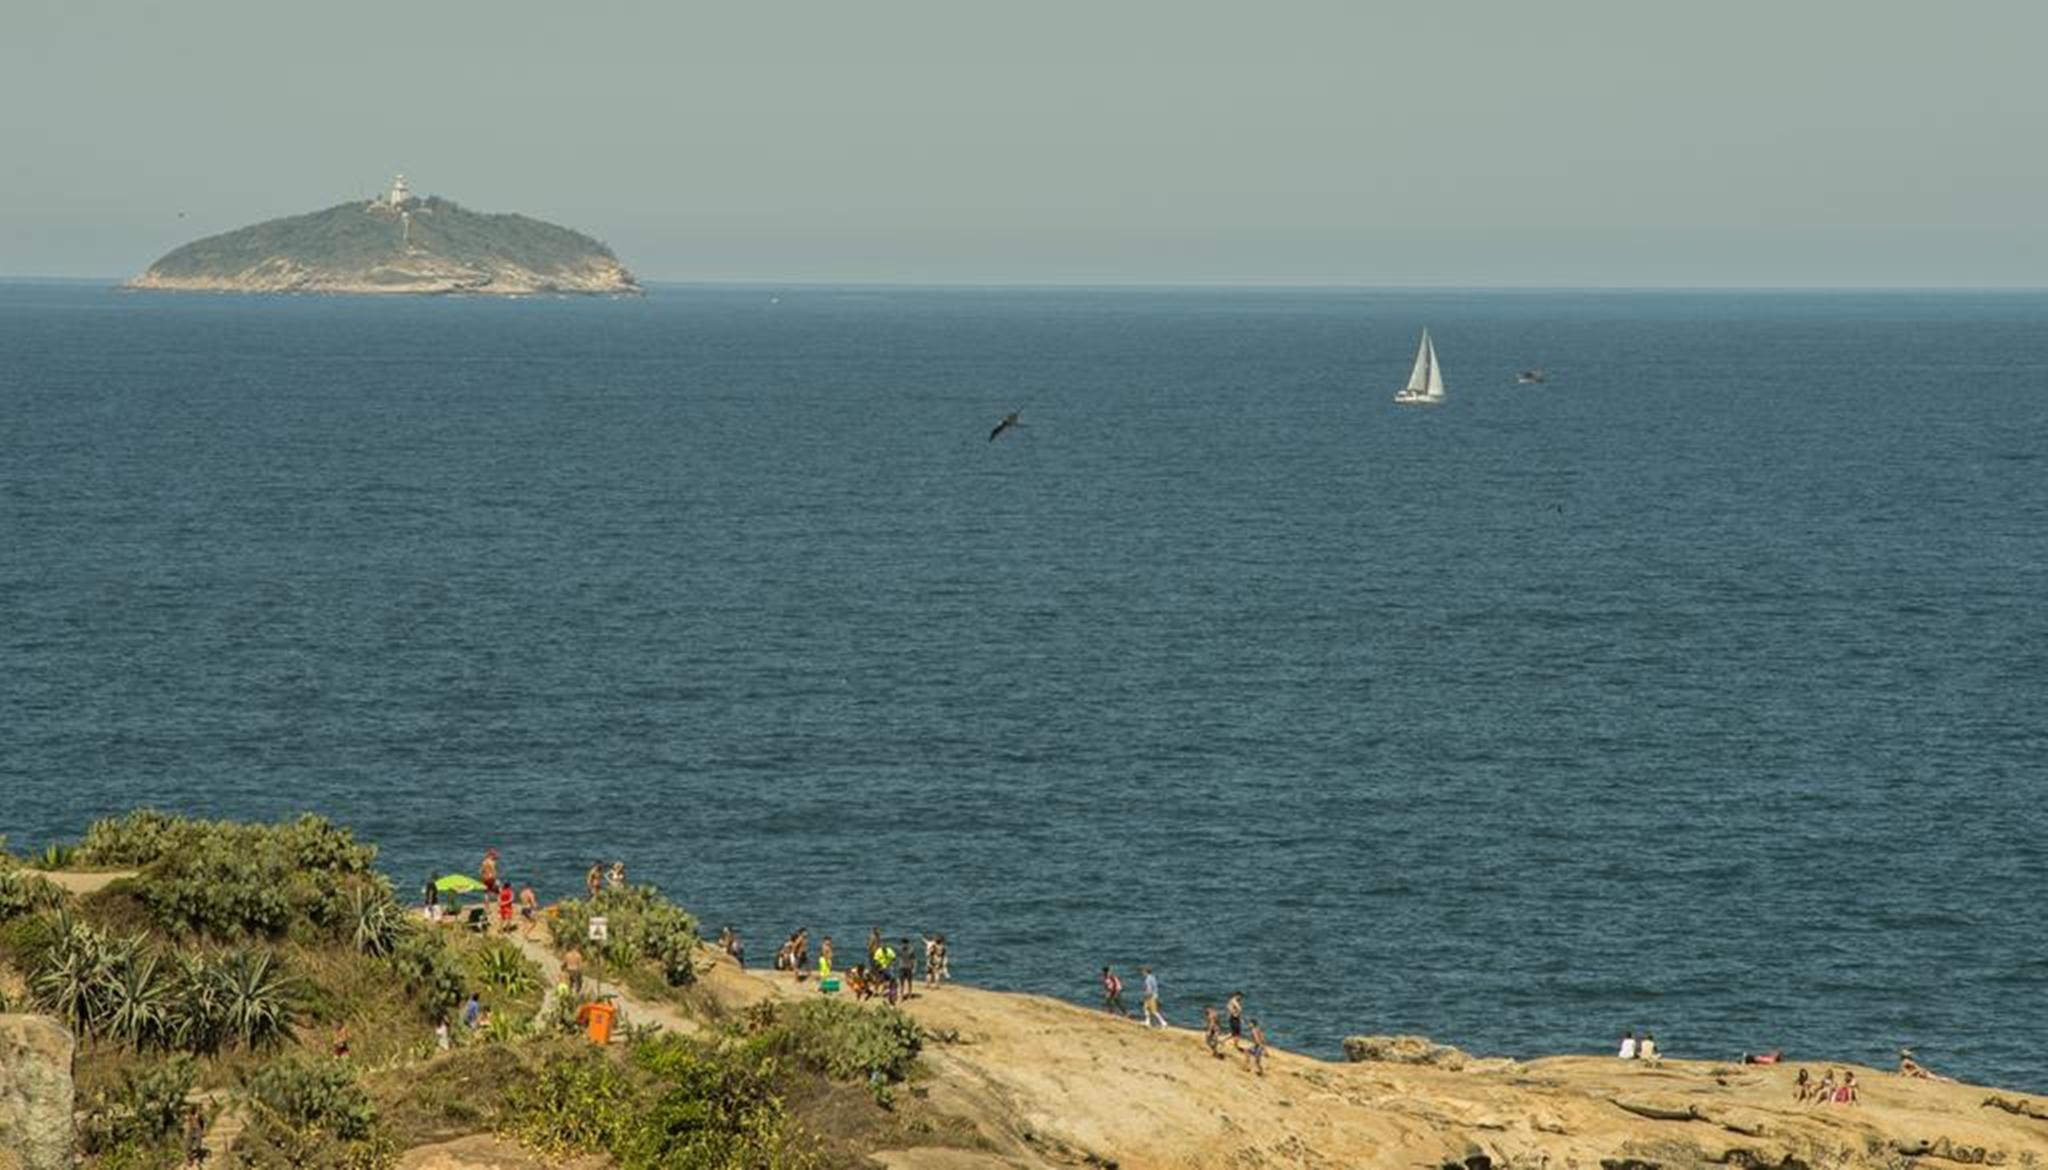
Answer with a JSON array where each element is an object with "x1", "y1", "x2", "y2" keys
[
  {"x1": 99, "y1": 944, "x2": 173, "y2": 1051},
  {"x1": 347, "y1": 884, "x2": 402, "y2": 957},
  {"x1": 213, "y1": 947, "x2": 299, "y2": 1051},
  {"x1": 473, "y1": 940, "x2": 537, "y2": 993},
  {"x1": 166, "y1": 951, "x2": 225, "y2": 1055},
  {"x1": 30, "y1": 913, "x2": 114, "y2": 1037}
]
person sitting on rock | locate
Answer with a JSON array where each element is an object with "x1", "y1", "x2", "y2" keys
[
  {"x1": 1638, "y1": 1032, "x2": 1660, "y2": 1062},
  {"x1": 1835, "y1": 1070, "x2": 1859, "y2": 1104},
  {"x1": 1898, "y1": 1049, "x2": 1951, "y2": 1081},
  {"x1": 1618, "y1": 1030, "x2": 1638, "y2": 1060},
  {"x1": 1793, "y1": 1067, "x2": 1814, "y2": 1101}
]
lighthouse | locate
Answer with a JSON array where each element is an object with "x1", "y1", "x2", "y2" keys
[{"x1": 386, "y1": 174, "x2": 414, "y2": 208}]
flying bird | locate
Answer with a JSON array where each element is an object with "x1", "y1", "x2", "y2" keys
[{"x1": 988, "y1": 411, "x2": 1023, "y2": 442}]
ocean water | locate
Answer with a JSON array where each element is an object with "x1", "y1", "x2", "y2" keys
[{"x1": 3, "y1": 282, "x2": 2045, "y2": 1089}]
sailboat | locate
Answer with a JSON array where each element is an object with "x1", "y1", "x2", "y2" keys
[{"x1": 1393, "y1": 328, "x2": 1446, "y2": 405}]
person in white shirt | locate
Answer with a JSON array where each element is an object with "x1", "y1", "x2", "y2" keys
[
  {"x1": 1618, "y1": 1031, "x2": 1638, "y2": 1059},
  {"x1": 1639, "y1": 1032, "x2": 1660, "y2": 1062}
]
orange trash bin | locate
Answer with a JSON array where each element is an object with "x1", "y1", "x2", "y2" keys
[{"x1": 577, "y1": 1000, "x2": 616, "y2": 1046}]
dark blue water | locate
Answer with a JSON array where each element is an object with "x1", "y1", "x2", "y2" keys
[{"x1": 4, "y1": 282, "x2": 2045, "y2": 1089}]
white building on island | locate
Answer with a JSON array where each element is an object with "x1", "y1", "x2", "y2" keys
[{"x1": 387, "y1": 174, "x2": 414, "y2": 207}]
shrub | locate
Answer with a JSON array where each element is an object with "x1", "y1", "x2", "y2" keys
[
  {"x1": 77, "y1": 1056, "x2": 199, "y2": 1161},
  {"x1": 549, "y1": 883, "x2": 699, "y2": 989},
  {"x1": 772, "y1": 998, "x2": 922, "y2": 1084},
  {"x1": 502, "y1": 1049, "x2": 637, "y2": 1156},
  {"x1": 347, "y1": 883, "x2": 403, "y2": 957},
  {"x1": 205, "y1": 947, "x2": 297, "y2": 1050},
  {"x1": 0, "y1": 868, "x2": 63, "y2": 920},
  {"x1": 237, "y1": 1058, "x2": 392, "y2": 1170},
  {"x1": 472, "y1": 939, "x2": 537, "y2": 994},
  {"x1": 390, "y1": 926, "x2": 466, "y2": 1023},
  {"x1": 621, "y1": 1035, "x2": 815, "y2": 1169},
  {"x1": 86, "y1": 812, "x2": 378, "y2": 941}
]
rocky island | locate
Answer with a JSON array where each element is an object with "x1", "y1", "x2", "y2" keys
[{"x1": 125, "y1": 176, "x2": 641, "y2": 297}]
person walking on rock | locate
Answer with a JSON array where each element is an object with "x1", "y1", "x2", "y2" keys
[
  {"x1": 1101, "y1": 966, "x2": 1126, "y2": 1016},
  {"x1": 1141, "y1": 966, "x2": 1167, "y2": 1028},
  {"x1": 1227, "y1": 991, "x2": 1245, "y2": 1050}
]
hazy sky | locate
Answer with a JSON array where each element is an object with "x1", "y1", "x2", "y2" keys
[{"x1": 4, "y1": 1, "x2": 2044, "y2": 285}]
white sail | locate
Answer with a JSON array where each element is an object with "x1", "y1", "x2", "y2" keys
[{"x1": 1395, "y1": 329, "x2": 1445, "y2": 403}]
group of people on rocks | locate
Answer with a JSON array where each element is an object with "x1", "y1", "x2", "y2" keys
[
  {"x1": 1616, "y1": 1030, "x2": 1661, "y2": 1062},
  {"x1": 1794, "y1": 1066, "x2": 1861, "y2": 1104},
  {"x1": 421, "y1": 848, "x2": 538, "y2": 936},
  {"x1": 771, "y1": 926, "x2": 952, "y2": 1004},
  {"x1": 1100, "y1": 965, "x2": 1268, "y2": 1076}
]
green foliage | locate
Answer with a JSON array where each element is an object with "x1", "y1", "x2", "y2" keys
[
  {"x1": 551, "y1": 882, "x2": 700, "y2": 989},
  {"x1": 100, "y1": 813, "x2": 377, "y2": 941},
  {"x1": 503, "y1": 1040, "x2": 814, "y2": 1170},
  {"x1": 78, "y1": 1056, "x2": 198, "y2": 1155},
  {"x1": 209, "y1": 946, "x2": 299, "y2": 1051},
  {"x1": 31, "y1": 842, "x2": 76, "y2": 870},
  {"x1": 0, "y1": 867, "x2": 63, "y2": 920},
  {"x1": 237, "y1": 1058, "x2": 393, "y2": 1170},
  {"x1": 143, "y1": 198, "x2": 628, "y2": 283},
  {"x1": 471, "y1": 939, "x2": 537, "y2": 994},
  {"x1": 389, "y1": 925, "x2": 466, "y2": 1023},
  {"x1": 619, "y1": 1036, "x2": 816, "y2": 1169},
  {"x1": 503, "y1": 1049, "x2": 638, "y2": 1156},
  {"x1": 771, "y1": 998, "x2": 923, "y2": 1084},
  {"x1": 347, "y1": 883, "x2": 403, "y2": 957},
  {"x1": 25, "y1": 914, "x2": 298, "y2": 1054},
  {"x1": 99, "y1": 947, "x2": 175, "y2": 1051}
]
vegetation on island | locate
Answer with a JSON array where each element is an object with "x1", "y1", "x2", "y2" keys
[
  {"x1": 132, "y1": 196, "x2": 641, "y2": 294},
  {"x1": 0, "y1": 813, "x2": 943, "y2": 1170}
]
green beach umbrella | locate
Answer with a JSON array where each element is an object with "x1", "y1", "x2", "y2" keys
[{"x1": 434, "y1": 873, "x2": 487, "y2": 895}]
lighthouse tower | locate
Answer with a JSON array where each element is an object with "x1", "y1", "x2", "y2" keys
[{"x1": 386, "y1": 174, "x2": 414, "y2": 208}]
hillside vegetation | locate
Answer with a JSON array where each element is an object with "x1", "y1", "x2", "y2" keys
[
  {"x1": 0, "y1": 813, "x2": 940, "y2": 1169},
  {"x1": 128, "y1": 197, "x2": 642, "y2": 295}
]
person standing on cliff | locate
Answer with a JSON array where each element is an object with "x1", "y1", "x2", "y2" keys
[
  {"x1": 480, "y1": 848, "x2": 499, "y2": 896},
  {"x1": 1141, "y1": 966, "x2": 1167, "y2": 1028},
  {"x1": 1227, "y1": 991, "x2": 1245, "y2": 1050},
  {"x1": 1245, "y1": 1020, "x2": 1268, "y2": 1077},
  {"x1": 585, "y1": 863, "x2": 602, "y2": 900}
]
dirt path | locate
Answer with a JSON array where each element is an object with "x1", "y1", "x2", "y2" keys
[
  {"x1": 507, "y1": 930, "x2": 699, "y2": 1037},
  {"x1": 35, "y1": 869, "x2": 138, "y2": 896}
]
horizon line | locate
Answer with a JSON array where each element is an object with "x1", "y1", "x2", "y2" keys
[{"x1": 5, "y1": 273, "x2": 2048, "y2": 295}]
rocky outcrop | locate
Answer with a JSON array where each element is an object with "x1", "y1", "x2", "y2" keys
[
  {"x1": 0, "y1": 1014, "x2": 74, "y2": 1170},
  {"x1": 1343, "y1": 1033, "x2": 1475, "y2": 1069},
  {"x1": 126, "y1": 195, "x2": 642, "y2": 297},
  {"x1": 397, "y1": 1133, "x2": 606, "y2": 1170}
]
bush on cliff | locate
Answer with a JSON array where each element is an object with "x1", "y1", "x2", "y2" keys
[
  {"x1": 549, "y1": 882, "x2": 700, "y2": 989},
  {"x1": 504, "y1": 1034, "x2": 815, "y2": 1169},
  {"x1": 79, "y1": 811, "x2": 382, "y2": 941}
]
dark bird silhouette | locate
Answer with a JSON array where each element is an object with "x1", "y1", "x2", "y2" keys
[{"x1": 988, "y1": 411, "x2": 1023, "y2": 442}]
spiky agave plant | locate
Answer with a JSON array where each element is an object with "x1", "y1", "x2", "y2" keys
[
  {"x1": 212, "y1": 947, "x2": 299, "y2": 1051},
  {"x1": 347, "y1": 883, "x2": 402, "y2": 957},
  {"x1": 166, "y1": 951, "x2": 226, "y2": 1055},
  {"x1": 473, "y1": 940, "x2": 537, "y2": 993},
  {"x1": 30, "y1": 912, "x2": 114, "y2": 1038},
  {"x1": 99, "y1": 939, "x2": 174, "y2": 1051}
]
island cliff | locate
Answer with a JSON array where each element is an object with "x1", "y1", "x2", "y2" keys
[{"x1": 126, "y1": 177, "x2": 641, "y2": 296}]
